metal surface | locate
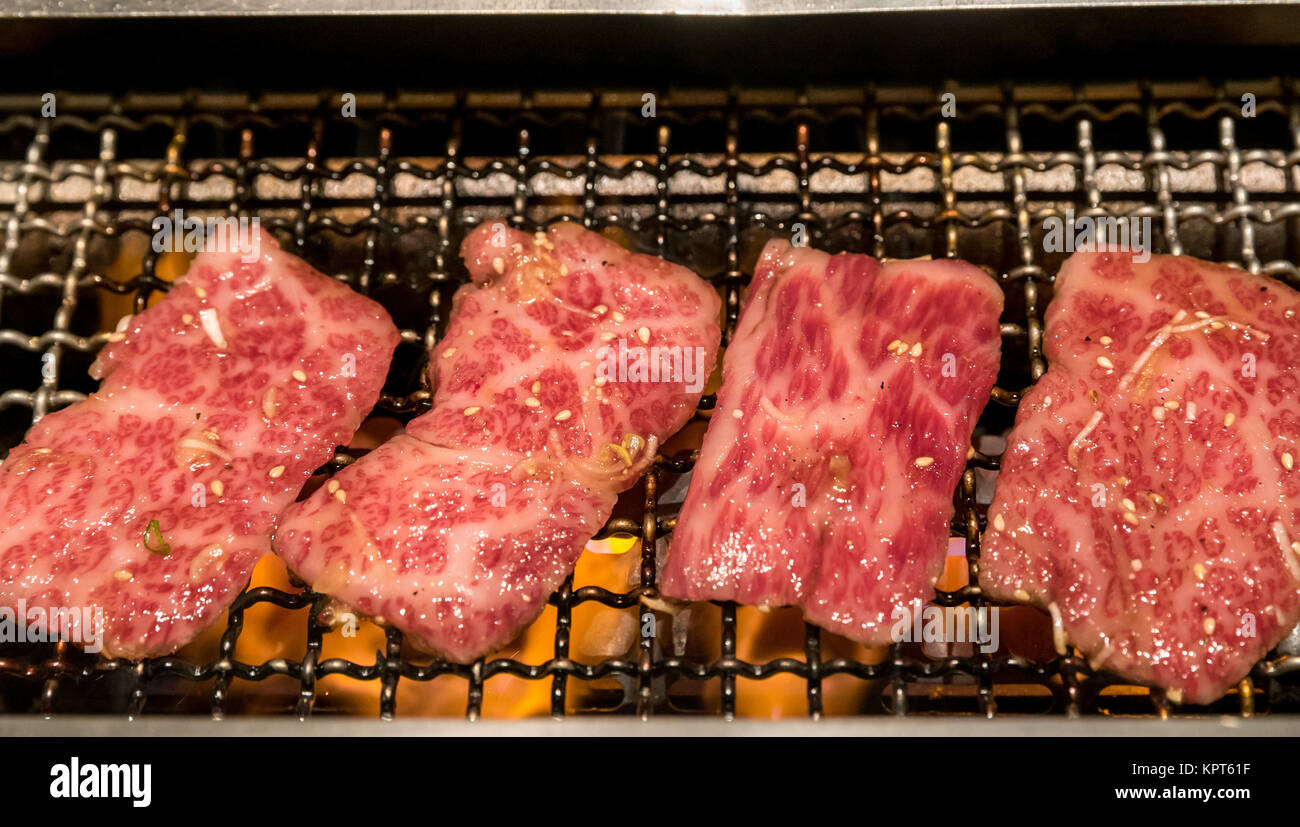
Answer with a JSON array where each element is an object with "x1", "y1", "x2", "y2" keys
[
  {"x1": 5, "y1": 715, "x2": 1299, "y2": 736},
  {"x1": 1, "y1": 83, "x2": 1299, "y2": 721},
  {"x1": 2, "y1": 0, "x2": 1293, "y2": 18}
]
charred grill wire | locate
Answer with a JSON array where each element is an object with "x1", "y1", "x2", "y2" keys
[{"x1": 0, "y1": 83, "x2": 1299, "y2": 719}]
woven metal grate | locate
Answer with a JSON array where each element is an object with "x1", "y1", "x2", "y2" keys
[{"x1": 1, "y1": 81, "x2": 1299, "y2": 720}]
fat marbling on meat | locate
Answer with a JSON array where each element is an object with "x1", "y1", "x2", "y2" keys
[
  {"x1": 659, "y1": 240, "x2": 1003, "y2": 644},
  {"x1": 980, "y1": 250, "x2": 1300, "y2": 704},
  {"x1": 0, "y1": 229, "x2": 399, "y2": 657},
  {"x1": 273, "y1": 223, "x2": 721, "y2": 662}
]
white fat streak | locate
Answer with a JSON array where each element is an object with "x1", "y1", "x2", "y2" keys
[
  {"x1": 1048, "y1": 601, "x2": 1067, "y2": 656},
  {"x1": 1162, "y1": 314, "x2": 1270, "y2": 343},
  {"x1": 199, "y1": 308, "x2": 227, "y2": 349},
  {"x1": 1068, "y1": 411, "x2": 1106, "y2": 468},
  {"x1": 261, "y1": 386, "x2": 280, "y2": 421},
  {"x1": 1272, "y1": 521, "x2": 1300, "y2": 583},
  {"x1": 1089, "y1": 638, "x2": 1113, "y2": 672},
  {"x1": 640, "y1": 594, "x2": 683, "y2": 615},
  {"x1": 188, "y1": 544, "x2": 227, "y2": 581},
  {"x1": 759, "y1": 396, "x2": 804, "y2": 426},
  {"x1": 178, "y1": 437, "x2": 234, "y2": 462},
  {"x1": 1068, "y1": 310, "x2": 1186, "y2": 467},
  {"x1": 114, "y1": 314, "x2": 133, "y2": 333}
]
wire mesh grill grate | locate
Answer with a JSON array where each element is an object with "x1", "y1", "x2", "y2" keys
[{"x1": 1, "y1": 81, "x2": 1299, "y2": 719}]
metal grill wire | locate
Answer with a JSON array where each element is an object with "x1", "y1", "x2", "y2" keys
[{"x1": 0, "y1": 82, "x2": 1299, "y2": 720}]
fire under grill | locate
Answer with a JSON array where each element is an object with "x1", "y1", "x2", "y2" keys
[{"x1": 1, "y1": 81, "x2": 1300, "y2": 721}]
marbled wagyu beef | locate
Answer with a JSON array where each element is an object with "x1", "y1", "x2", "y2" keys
[
  {"x1": 273, "y1": 223, "x2": 721, "y2": 662},
  {"x1": 0, "y1": 229, "x2": 399, "y2": 657},
  {"x1": 980, "y1": 251, "x2": 1300, "y2": 704},
  {"x1": 660, "y1": 241, "x2": 1003, "y2": 644}
]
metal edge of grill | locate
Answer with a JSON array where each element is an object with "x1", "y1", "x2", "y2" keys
[{"x1": 0, "y1": 81, "x2": 1298, "y2": 724}]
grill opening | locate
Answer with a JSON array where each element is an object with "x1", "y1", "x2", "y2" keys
[{"x1": 1, "y1": 81, "x2": 1298, "y2": 720}]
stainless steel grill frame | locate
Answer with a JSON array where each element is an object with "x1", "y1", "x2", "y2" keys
[{"x1": 1, "y1": 81, "x2": 1299, "y2": 721}]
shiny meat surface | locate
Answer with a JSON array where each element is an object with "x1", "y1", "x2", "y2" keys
[
  {"x1": 980, "y1": 251, "x2": 1300, "y2": 704},
  {"x1": 660, "y1": 240, "x2": 1003, "y2": 645},
  {"x1": 0, "y1": 230, "x2": 399, "y2": 657},
  {"x1": 274, "y1": 223, "x2": 721, "y2": 662}
]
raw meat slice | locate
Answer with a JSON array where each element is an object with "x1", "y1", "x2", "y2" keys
[
  {"x1": 273, "y1": 436, "x2": 613, "y2": 662},
  {"x1": 0, "y1": 229, "x2": 399, "y2": 658},
  {"x1": 274, "y1": 222, "x2": 721, "y2": 661},
  {"x1": 979, "y1": 250, "x2": 1300, "y2": 704},
  {"x1": 659, "y1": 240, "x2": 1003, "y2": 645}
]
